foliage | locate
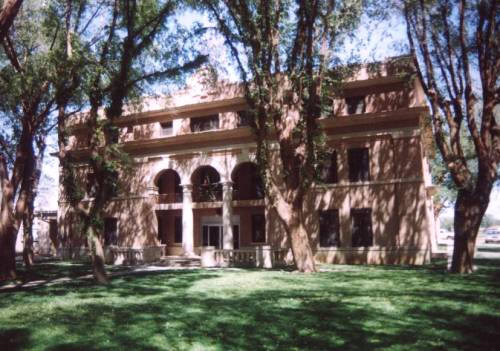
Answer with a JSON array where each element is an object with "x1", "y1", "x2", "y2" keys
[
  {"x1": 202, "y1": 0, "x2": 364, "y2": 272},
  {"x1": 1, "y1": 260, "x2": 499, "y2": 350},
  {"x1": 401, "y1": 0, "x2": 499, "y2": 273}
]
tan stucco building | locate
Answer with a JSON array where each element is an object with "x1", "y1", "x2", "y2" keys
[{"x1": 59, "y1": 59, "x2": 437, "y2": 267}]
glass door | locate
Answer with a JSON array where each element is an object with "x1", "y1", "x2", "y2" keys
[{"x1": 202, "y1": 225, "x2": 222, "y2": 249}]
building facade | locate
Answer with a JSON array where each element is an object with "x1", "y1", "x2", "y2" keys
[{"x1": 59, "y1": 59, "x2": 437, "y2": 266}]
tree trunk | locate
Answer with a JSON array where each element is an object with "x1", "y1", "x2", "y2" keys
[
  {"x1": 450, "y1": 190, "x2": 489, "y2": 273},
  {"x1": 22, "y1": 213, "x2": 34, "y2": 267},
  {"x1": 0, "y1": 0, "x2": 23, "y2": 42},
  {"x1": 288, "y1": 210, "x2": 316, "y2": 272},
  {"x1": 275, "y1": 198, "x2": 317, "y2": 272},
  {"x1": 87, "y1": 226, "x2": 108, "y2": 284},
  {"x1": 0, "y1": 225, "x2": 18, "y2": 280}
]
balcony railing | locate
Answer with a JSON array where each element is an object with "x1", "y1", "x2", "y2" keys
[
  {"x1": 156, "y1": 192, "x2": 183, "y2": 204},
  {"x1": 193, "y1": 183, "x2": 222, "y2": 202}
]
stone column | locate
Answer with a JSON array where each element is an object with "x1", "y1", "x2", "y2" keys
[
  {"x1": 181, "y1": 184, "x2": 194, "y2": 256},
  {"x1": 222, "y1": 181, "x2": 234, "y2": 250}
]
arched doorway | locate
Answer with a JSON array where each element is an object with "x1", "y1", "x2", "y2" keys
[
  {"x1": 231, "y1": 162, "x2": 264, "y2": 200},
  {"x1": 155, "y1": 169, "x2": 182, "y2": 203},
  {"x1": 191, "y1": 166, "x2": 222, "y2": 202}
]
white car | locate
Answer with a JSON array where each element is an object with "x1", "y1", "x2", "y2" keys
[{"x1": 485, "y1": 229, "x2": 500, "y2": 244}]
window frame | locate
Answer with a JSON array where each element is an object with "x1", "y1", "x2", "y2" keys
[
  {"x1": 160, "y1": 121, "x2": 173, "y2": 136},
  {"x1": 348, "y1": 147, "x2": 370, "y2": 182},
  {"x1": 350, "y1": 208, "x2": 373, "y2": 247},
  {"x1": 318, "y1": 209, "x2": 341, "y2": 247},
  {"x1": 251, "y1": 213, "x2": 266, "y2": 243},
  {"x1": 345, "y1": 95, "x2": 366, "y2": 115},
  {"x1": 104, "y1": 217, "x2": 118, "y2": 246},
  {"x1": 319, "y1": 150, "x2": 338, "y2": 184},
  {"x1": 190, "y1": 114, "x2": 219, "y2": 132}
]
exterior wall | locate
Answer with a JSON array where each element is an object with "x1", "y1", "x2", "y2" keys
[{"x1": 59, "y1": 59, "x2": 435, "y2": 266}]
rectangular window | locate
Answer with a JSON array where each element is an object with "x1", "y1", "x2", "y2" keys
[
  {"x1": 319, "y1": 151, "x2": 338, "y2": 183},
  {"x1": 190, "y1": 114, "x2": 219, "y2": 132},
  {"x1": 104, "y1": 218, "x2": 118, "y2": 246},
  {"x1": 160, "y1": 121, "x2": 173, "y2": 136},
  {"x1": 348, "y1": 148, "x2": 370, "y2": 182},
  {"x1": 174, "y1": 216, "x2": 182, "y2": 244},
  {"x1": 319, "y1": 210, "x2": 341, "y2": 247},
  {"x1": 346, "y1": 96, "x2": 366, "y2": 115},
  {"x1": 351, "y1": 209, "x2": 373, "y2": 247},
  {"x1": 237, "y1": 110, "x2": 251, "y2": 127},
  {"x1": 251, "y1": 214, "x2": 266, "y2": 243},
  {"x1": 126, "y1": 125, "x2": 133, "y2": 134}
]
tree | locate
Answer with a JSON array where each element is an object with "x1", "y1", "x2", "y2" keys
[
  {"x1": 402, "y1": 0, "x2": 499, "y2": 273},
  {"x1": 0, "y1": 0, "x2": 23, "y2": 42},
  {"x1": 203, "y1": 0, "x2": 362, "y2": 272},
  {"x1": 0, "y1": 1, "x2": 63, "y2": 279},
  {"x1": 57, "y1": 0, "x2": 206, "y2": 283}
]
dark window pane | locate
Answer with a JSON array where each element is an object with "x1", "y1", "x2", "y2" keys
[
  {"x1": 237, "y1": 110, "x2": 252, "y2": 127},
  {"x1": 233, "y1": 225, "x2": 240, "y2": 249},
  {"x1": 104, "y1": 218, "x2": 118, "y2": 246},
  {"x1": 348, "y1": 148, "x2": 370, "y2": 182},
  {"x1": 252, "y1": 214, "x2": 266, "y2": 243},
  {"x1": 351, "y1": 209, "x2": 373, "y2": 247},
  {"x1": 190, "y1": 114, "x2": 219, "y2": 132},
  {"x1": 202, "y1": 226, "x2": 209, "y2": 246},
  {"x1": 174, "y1": 216, "x2": 182, "y2": 243},
  {"x1": 320, "y1": 151, "x2": 338, "y2": 183},
  {"x1": 157, "y1": 215, "x2": 165, "y2": 244},
  {"x1": 319, "y1": 210, "x2": 341, "y2": 247},
  {"x1": 346, "y1": 96, "x2": 366, "y2": 115},
  {"x1": 160, "y1": 121, "x2": 173, "y2": 136}
]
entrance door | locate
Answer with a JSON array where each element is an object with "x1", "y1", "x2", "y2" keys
[
  {"x1": 202, "y1": 225, "x2": 222, "y2": 249},
  {"x1": 202, "y1": 224, "x2": 240, "y2": 249}
]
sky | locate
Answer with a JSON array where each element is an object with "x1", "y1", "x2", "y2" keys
[{"x1": 35, "y1": 6, "x2": 499, "y2": 220}]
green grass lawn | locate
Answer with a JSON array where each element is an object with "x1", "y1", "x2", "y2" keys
[{"x1": 1, "y1": 260, "x2": 499, "y2": 351}]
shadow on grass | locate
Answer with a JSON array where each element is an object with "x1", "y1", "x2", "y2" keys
[{"x1": 1, "y1": 259, "x2": 500, "y2": 350}]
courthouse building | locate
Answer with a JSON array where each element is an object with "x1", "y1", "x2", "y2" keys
[{"x1": 59, "y1": 58, "x2": 437, "y2": 266}]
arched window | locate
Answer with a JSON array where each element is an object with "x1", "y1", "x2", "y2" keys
[
  {"x1": 232, "y1": 162, "x2": 264, "y2": 200},
  {"x1": 191, "y1": 166, "x2": 222, "y2": 202},
  {"x1": 155, "y1": 169, "x2": 182, "y2": 203}
]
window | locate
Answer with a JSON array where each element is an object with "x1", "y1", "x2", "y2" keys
[
  {"x1": 104, "y1": 218, "x2": 118, "y2": 246},
  {"x1": 319, "y1": 151, "x2": 338, "y2": 183},
  {"x1": 174, "y1": 216, "x2": 182, "y2": 243},
  {"x1": 126, "y1": 125, "x2": 133, "y2": 134},
  {"x1": 190, "y1": 114, "x2": 219, "y2": 132},
  {"x1": 346, "y1": 96, "x2": 366, "y2": 115},
  {"x1": 86, "y1": 172, "x2": 97, "y2": 197},
  {"x1": 319, "y1": 210, "x2": 341, "y2": 247},
  {"x1": 237, "y1": 110, "x2": 252, "y2": 127},
  {"x1": 252, "y1": 214, "x2": 266, "y2": 243},
  {"x1": 160, "y1": 121, "x2": 173, "y2": 136},
  {"x1": 351, "y1": 209, "x2": 373, "y2": 247},
  {"x1": 348, "y1": 148, "x2": 370, "y2": 182},
  {"x1": 157, "y1": 215, "x2": 166, "y2": 244}
]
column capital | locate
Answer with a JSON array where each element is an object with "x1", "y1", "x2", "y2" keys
[
  {"x1": 181, "y1": 183, "x2": 193, "y2": 192},
  {"x1": 221, "y1": 181, "x2": 233, "y2": 190}
]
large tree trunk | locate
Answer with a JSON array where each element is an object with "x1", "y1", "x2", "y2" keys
[
  {"x1": 450, "y1": 190, "x2": 489, "y2": 273},
  {"x1": 22, "y1": 213, "x2": 34, "y2": 267},
  {"x1": 0, "y1": 225, "x2": 18, "y2": 280},
  {"x1": 0, "y1": 0, "x2": 23, "y2": 42},
  {"x1": 288, "y1": 210, "x2": 316, "y2": 273},
  {"x1": 87, "y1": 226, "x2": 108, "y2": 284},
  {"x1": 274, "y1": 197, "x2": 316, "y2": 272}
]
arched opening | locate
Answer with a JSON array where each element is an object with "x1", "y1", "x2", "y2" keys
[
  {"x1": 155, "y1": 169, "x2": 182, "y2": 203},
  {"x1": 191, "y1": 166, "x2": 222, "y2": 202},
  {"x1": 231, "y1": 162, "x2": 264, "y2": 200}
]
